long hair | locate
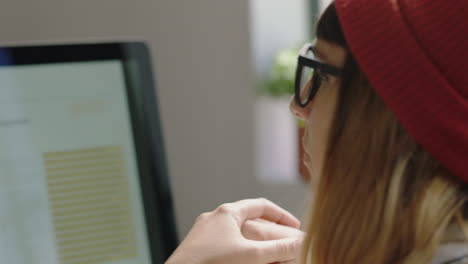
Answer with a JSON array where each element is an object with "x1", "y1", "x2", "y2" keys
[{"x1": 301, "y1": 3, "x2": 468, "y2": 264}]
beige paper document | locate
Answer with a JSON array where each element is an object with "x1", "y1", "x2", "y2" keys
[{"x1": 44, "y1": 146, "x2": 137, "y2": 264}]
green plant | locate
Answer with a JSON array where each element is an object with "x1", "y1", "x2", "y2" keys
[
  {"x1": 259, "y1": 46, "x2": 299, "y2": 97},
  {"x1": 297, "y1": 118, "x2": 306, "y2": 129},
  {"x1": 259, "y1": 45, "x2": 306, "y2": 128}
]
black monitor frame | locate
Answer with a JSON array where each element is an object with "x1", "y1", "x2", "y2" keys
[{"x1": 0, "y1": 42, "x2": 178, "y2": 263}]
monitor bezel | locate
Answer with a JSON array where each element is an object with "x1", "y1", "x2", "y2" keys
[{"x1": 0, "y1": 42, "x2": 178, "y2": 263}]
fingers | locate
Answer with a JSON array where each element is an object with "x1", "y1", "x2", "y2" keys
[
  {"x1": 222, "y1": 198, "x2": 300, "y2": 228},
  {"x1": 249, "y1": 237, "x2": 302, "y2": 263},
  {"x1": 242, "y1": 219, "x2": 305, "y2": 241},
  {"x1": 241, "y1": 219, "x2": 304, "y2": 263}
]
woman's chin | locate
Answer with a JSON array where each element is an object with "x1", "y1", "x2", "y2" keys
[{"x1": 303, "y1": 156, "x2": 319, "y2": 185}]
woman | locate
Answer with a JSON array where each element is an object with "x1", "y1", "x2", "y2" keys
[{"x1": 166, "y1": 0, "x2": 468, "y2": 263}]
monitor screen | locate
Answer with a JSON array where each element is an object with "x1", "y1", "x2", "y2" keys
[{"x1": 0, "y1": 43, "x2": 177, "y2": 264}]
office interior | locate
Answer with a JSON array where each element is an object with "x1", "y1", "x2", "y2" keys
[{"x1": 0, "y1": 0, "x2": 332, "y2": 261}]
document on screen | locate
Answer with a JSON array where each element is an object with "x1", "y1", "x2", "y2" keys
[{"x1": 0, "y1": 61, "x2": 152, "y2": 264}]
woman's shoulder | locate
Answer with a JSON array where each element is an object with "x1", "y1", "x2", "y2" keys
[{"x1": 431, "y1": 242, "x2": 468, "y2": 264}]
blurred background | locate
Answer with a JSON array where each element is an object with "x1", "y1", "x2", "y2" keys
[{"x1": 0, "y1": 0, "x2": 332, "y2": 238}]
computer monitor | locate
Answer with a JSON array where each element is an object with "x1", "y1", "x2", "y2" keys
[{"x1": 0, "y1": 42, "x2": 178, "y2": 264}]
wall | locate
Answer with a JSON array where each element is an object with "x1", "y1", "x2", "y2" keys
[
  {"x1": 319, "y1": 0, "x2": 334, "y2": 13},
  {"x1": 250, "y1": 0, "x2": 310, "y2": 183},
  {"x1": 250, "y1": 0, "x2": 310, "y2": 77},
  {"x1": 0, "y1": 0, "x2": 308, "y2": 238}
]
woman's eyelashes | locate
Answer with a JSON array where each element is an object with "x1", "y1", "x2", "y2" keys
[
  {"x1": 321, "y1": 73, "x2": 330, "y2": 82},
  {"x1": 317, "y1": 68, "x2": 330, "y2": 82}
]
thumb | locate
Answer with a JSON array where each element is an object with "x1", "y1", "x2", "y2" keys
[{"x1": 250, "y1": 237, "x2": 302, "y2": 263}]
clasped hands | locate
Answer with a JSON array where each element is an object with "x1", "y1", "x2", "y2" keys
[{"x1": 166, "y1": 198, "x2": 305, "y2": 264}]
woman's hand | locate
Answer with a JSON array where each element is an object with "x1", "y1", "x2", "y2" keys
[
  {"x1": 242, "y1": 218, "x2": 305, "y2": 264},
  {"x1": 242, "y1": 218, "x2": 305, "y2": 243},
  {"x1": 165, "y1": 198, "x2": 303, "y2": 264}
]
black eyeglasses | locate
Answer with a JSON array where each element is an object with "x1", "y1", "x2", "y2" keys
[{"x1": 294, "y1": 43, "x2": 342, "y2": 107}]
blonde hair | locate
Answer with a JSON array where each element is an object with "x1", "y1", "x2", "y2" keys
[{"x1": 301, "y1": 5, "x2": 468, "y2": 260}]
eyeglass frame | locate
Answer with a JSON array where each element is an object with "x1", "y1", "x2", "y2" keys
[{"x1": 294, "y1": 43, "x2": 342, "y2": 108}]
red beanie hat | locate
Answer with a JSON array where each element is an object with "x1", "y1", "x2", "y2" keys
[{"x1": 334, "y1": 0, "x2": 468, "y2": 182}]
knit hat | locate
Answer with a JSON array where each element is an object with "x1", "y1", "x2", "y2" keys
[{"x1": 335, "y1": 0, "x2": 468, "y2": 182}]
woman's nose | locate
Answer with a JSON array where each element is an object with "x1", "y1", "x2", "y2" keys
[{"x1": 289, "y1": 95, "x2": 310, "y2": 120}]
